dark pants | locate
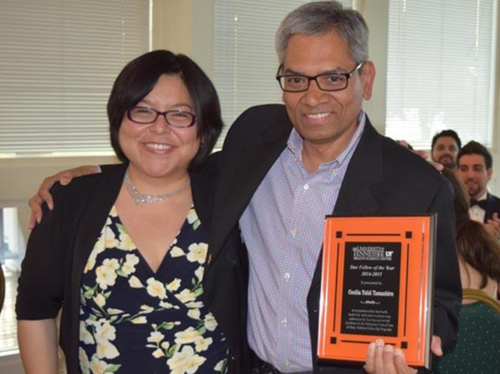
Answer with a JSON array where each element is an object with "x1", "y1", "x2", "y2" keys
[{"x1": 250, "y1": 350, "x2": 313, "y2": 374}]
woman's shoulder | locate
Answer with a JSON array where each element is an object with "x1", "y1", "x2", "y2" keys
[
  {"x1": 50, "y1": 163, "x2": 126, "y2": 211},
  {"x1": 460, "y1": 261, "x2": 498, "y2": 300}
]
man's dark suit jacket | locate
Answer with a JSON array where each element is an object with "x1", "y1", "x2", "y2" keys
[
  {"x1": 481, "y1": 193, "x2": 500, "y2": 223},
  {"x1": 210, "y1": 104, "x2": 462, "y2": 374}
]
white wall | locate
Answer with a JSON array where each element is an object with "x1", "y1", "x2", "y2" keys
[{"x1": 152, "y1": 0, "x2": 214, "y2": 77}]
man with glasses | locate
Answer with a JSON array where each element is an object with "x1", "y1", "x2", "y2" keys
[
  {"x1": 212, "y1": 2, "x2": 460, "y2": 374},
  {"x1": 29, "y1": 2, "x2": 461, "y2": 374}
]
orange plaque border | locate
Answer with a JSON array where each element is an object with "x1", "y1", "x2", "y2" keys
[{"x1": 318, "y1": 215, "x2": 436, "y2": 369}]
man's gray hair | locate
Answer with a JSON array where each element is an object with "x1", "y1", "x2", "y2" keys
[{"x1": 275, "y1": 1, "x2": 369, "y2": 64}]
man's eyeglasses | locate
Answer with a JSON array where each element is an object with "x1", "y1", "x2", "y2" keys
[
  {"x1": 127, "y1": 107, "x2": 196, "y2": 128},
  {"x1": 276, "y1": 61, "x2": 365, "y2": 93}
]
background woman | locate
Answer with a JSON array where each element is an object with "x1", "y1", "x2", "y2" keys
[
  {"x1": 16, "y1": 50, "x2": 232, "y2": 374},
  {"x1": 442, "y1": 168, "x2": 500, "y2": 300}
]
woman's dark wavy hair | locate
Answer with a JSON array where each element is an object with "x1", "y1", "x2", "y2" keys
[
  {"x1": 442, "y1": 168, "x2": 500, "y2": 287},
  {"x1": 107, "y1": 50, "x2": 223, "y2": 171}
]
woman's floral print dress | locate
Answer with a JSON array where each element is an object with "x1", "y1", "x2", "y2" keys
[{"x1": 79, "y1": 206, "x2": 227, "y2": 374}]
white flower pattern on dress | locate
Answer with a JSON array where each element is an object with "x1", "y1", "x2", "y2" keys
[
  {"x1": 167, "y1": 278, "x2": 182, "y2": 291},
  {"x1": 131, "y1": 316, "x2": 147, "y2": 324},
  {"x1": 95, "y1": 259, "x2": 119, "y2": 290},
  {"x1": 79, "y1": 348, "x2": 91, "y2": 374},
  {"x1": 195, "y1": 337, "x2": 213, "y2": 352},
  {"x1": 80, "y1": 321, "x2": 95, "y2": 345},
  {"x1": 188, "y1": 308, "x2": 201, "y2": 320},
  {"x1": 176, "y1": 289, "x2": 197, "y2": 304},
  {"x1": 146, "y1": 278, "x2": 168, "y2": 299},
  {"x1": 187, "y1": 243, "x2": 208, "y2": 264},
  {"x1": 122, "y1": 254, "x2": 140, "y2": 275},
  {"x1": 128, "y1": 275, "x2": 144, "y2": 288},
  {"x1": 175, "y1": 327, "x2": 204, "y2": 345},
  {"x1": 170, "y1": 246, "x2": 186, "y2": 257},
  {"x1": 89, "y1": 356, "x2": 108, "y2": 374},
  {"x1": 214, "y1": 359, "x2": 225, "y2": 372},
  {"x1": 204, "y1": 313, "x2": 218, "y2": 332},
  {"x1": 167, "y1": 345, "x2": 207, "y2": 374},
  {"x1": 79, "y1": 206, "x2": 227, "y2": 374}
]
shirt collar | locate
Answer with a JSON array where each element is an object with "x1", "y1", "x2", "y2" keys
[
  {"x1": 286, "y1": 110, "x2": 366, "y2": 168},
  {"x1": 476, "y1": 190, "x2": 488, "y2": 202}
]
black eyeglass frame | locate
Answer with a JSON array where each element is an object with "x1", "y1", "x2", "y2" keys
[
  {"x1": 275, "y1": 61, "x2": 365, "y2": 93},
  {"x1": 126, "y1": 107, "x2": 197, "y2": 128}
]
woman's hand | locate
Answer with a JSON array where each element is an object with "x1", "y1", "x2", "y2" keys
[
  {"x1": 484, "y1": 213, "x2": 500, "y2": 238},
  {"x1": 396, "y1": 140, "x2": 443, "y2": 172},
  {"x1": 28, "y1": 165, "x2": 100, "y2": 229}
]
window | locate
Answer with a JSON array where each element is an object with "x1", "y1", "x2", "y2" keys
[
  {"x1": 385, "y1": 0, "x2": 497, "y2": 148},
  {"x1": 213, "y1": 0, "x2": 353, "y2": 147},
  {"x1": 0, "y1": 0, "x2": 151, "y2": 157},
  {"x1": 0, "y1": 207, "x2": 24, "y2": 355}
]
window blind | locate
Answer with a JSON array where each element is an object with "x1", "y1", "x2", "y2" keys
[
  {"x1": 385, "y1": 0, "x2": 496, "y2": 148},
  {"x1": 213, "y1": 0, "x2": 353, "y2": 148},
  {"x1": 0, "y1": 0, "x2": 150, "y2": 157}
]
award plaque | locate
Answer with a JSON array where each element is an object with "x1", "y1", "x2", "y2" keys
[{"x1": 317, "y1": 215, "x2": 436, "y2": 369}]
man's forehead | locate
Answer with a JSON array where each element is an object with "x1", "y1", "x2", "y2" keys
[
  {"x1": 437, "y1": 136, "x2": 457, "y2": 143},
  {"x1": 282, "y1": 55, "x2": 356, "y2": 74},
  {"x1": 459, "y1": 154, "x2": 486, "y2": 167},
  {"x1": 282, "y1": 65, "x2": 349, "y2": 74},
  {"x1": 282, "y1": 31, "x2": 355, "y2": 71},
  {"x1": 435, "y1": 136, "x2": 458, "y2": 147}
]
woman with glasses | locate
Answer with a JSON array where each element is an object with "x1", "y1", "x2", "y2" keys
[{"x1": 16, "y1": 50, "x2": 246, "y2": 374}]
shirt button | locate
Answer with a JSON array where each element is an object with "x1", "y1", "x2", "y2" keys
[
  {"x1": 285, "y1": 360, "x2": 290, "y2": 367},
  {"x1": 303, "y1": 183, "x2": 309, "y2": 190},
  {"x1": 281, "y1": 317, "x2": 288, "y2": 326},
  {"x1": 284, "y1": 272, "x2": 290, "y2": 280},
  {"x1": 291, "y1": 229, "x2": 297, "y2": 237}
]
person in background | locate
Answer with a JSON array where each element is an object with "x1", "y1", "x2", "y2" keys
[
  {"x1": 16, "y1": 50, "x2": 248, "y2": 374},
  {"x1": 456, "y1": 141, "x2": 500, "y2": 237},
  {"x1": 27, "y1": 2, "x2": 462, "y2": 374},
  {"x1": 441, "y1": 168, "x2": 500, "y2": 301},
  {"x1": 430, "y1": 130, "x2": 461, "y2": 170}
]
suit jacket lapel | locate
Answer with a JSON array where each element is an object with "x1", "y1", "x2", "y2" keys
[
  {"x1": 333, "y1": 119, "x2": 383, "y2": 215},
  {"x1": 210, "y1": 109, "x2": 291, "y2": 262},
  {"x1": 485, "y1": 193, "x2": 495, "y2": 222}
]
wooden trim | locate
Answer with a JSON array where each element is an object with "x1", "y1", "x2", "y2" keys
[{"x1": 462, "y1": 288, "x2": 500, "y2": 314}]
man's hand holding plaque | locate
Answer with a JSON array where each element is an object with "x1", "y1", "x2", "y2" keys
[{"x1": 363, "y1": 336, "x2": 443, "y2": 374}]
